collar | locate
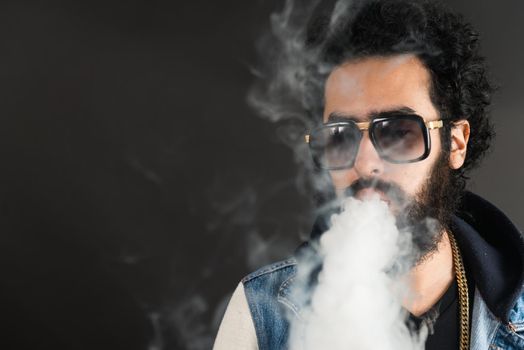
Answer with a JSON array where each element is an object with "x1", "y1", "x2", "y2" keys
[{"x1": 452, "y1": 191, "x2": 524, "y2": 323}]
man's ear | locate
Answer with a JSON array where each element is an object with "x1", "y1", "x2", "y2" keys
[{"x1": 449, "y1": 120, "x2": 470, "y2": 169}]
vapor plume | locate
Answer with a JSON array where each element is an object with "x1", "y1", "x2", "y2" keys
[{"x1": 289, "y1": 196, "x2": 427, "y2": 349}]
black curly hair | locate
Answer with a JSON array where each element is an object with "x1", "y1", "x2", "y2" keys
[{"x1": 306, "y1": 0, "x2": 495, "y2": 191}]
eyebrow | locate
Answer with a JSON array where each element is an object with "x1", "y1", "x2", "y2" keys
[{"x1": 326, "y1": 106, "x2": 417, "y2": 123}]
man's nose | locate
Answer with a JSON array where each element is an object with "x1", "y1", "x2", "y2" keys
[{"x1": 353, "y1": 132, "x2": 384, "y2": 176}]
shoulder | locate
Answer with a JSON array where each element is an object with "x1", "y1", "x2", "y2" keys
[{"x1": 242, "y1": 258, "x2": 297, "y2": 285}]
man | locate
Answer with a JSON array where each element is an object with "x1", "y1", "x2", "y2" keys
[{"x1": 214, "y1": 0, "x2": 524, "y2": 349}]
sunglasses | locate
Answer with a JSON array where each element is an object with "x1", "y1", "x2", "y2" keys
[{"x1": 305, "y1": 114, "x2": 444, "y2": 170}]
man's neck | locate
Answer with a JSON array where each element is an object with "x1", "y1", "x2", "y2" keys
[{"x1": 404, "y1": 231, "x2": 454, "y2": 317}]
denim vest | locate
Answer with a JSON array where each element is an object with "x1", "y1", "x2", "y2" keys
[{"x1": 243, "y1": 258, "x2": 524, "y2": 350}]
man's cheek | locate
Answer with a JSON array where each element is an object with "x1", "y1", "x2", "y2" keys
[{"x1": 329, "y1": 170, "x2": 354, "y2": 193}]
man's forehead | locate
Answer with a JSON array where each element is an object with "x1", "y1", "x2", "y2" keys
[{"x1": 322, "y1": 55, "x2": 435, "y2": 122}]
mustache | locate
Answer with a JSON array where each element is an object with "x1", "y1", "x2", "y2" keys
[{"x1": 343, "y1": 178, "x2": 409, "y2": 205}]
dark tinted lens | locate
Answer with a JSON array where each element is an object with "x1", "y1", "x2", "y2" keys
[
  {"x1": 309, "y1": 123, "x2": 361, "y2": 169},
  {"x1": 373, "y1": 117, "x2": 425, "y2": 161}
]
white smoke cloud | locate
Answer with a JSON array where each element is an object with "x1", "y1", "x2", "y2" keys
[{"x1": 289, "y1": 196, "x2": 427, "y2": 349}]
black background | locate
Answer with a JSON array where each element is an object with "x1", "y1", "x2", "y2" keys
[{"x1": 0, "y1": 0, "x2": 522, "y2": 349}]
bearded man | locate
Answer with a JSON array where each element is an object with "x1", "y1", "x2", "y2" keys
[{"x1": 214, "y1": 0, "x2": 524, "y2": 349}]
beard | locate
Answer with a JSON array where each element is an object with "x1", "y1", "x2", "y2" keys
[{"x1": 342, "y1": 151, "x2": 462, "y2": 263}]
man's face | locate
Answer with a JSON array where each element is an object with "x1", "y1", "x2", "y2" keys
[
  {"x1": 323, "y1": 54, "x2": 456, "y2": 257},
  {"x1": 324, "y1": 54, "x2": 443, "y2": 202}
]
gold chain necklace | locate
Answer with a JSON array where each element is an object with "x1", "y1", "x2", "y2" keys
[{"x1": 448, "y1": 233, "x2": 470, "y2": 350}]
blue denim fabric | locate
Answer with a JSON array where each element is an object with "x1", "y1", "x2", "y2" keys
[
  {"x1": 242, "y1": 259, "x2": 296, "y2": 350},
  {"x1": 485, "y1": 291, "x2": 524, "y2": 350},
  {"x1": 243, "y1": 258, "x2": 524, "y2": 350}
]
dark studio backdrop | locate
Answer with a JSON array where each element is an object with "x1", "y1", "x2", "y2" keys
[{"x1": 0, "y1": 0, "x2": 522, "y2": 349}]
